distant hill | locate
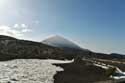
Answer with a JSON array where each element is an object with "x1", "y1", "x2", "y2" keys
[
  {"x1": 42, "y1": 35, "x2": 89, "y2": 51},
  {"x1": 42, "y1": 35, "x2": 91, "y2": 56},
  {"x1": 42, "y1": 35, "x2": 122, "y2": 59},
  {"x1": 110, "y1": 53, "x2": 125, "y2": 58}
]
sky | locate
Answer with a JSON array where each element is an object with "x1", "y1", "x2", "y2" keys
[{"x1": 0, "y1": 0, "x2": 125, "y2": 54}]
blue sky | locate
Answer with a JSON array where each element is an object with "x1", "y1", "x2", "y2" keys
[{"x1": 0, "y1": 0, "x2": 125, "y2": 54}]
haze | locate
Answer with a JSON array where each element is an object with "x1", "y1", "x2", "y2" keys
[{"x1": 0, "y1": 0, "x2": 125, "y2": 54}]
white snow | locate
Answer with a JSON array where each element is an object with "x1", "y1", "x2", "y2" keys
[
  {"x1": 0, "y1": 59, "x2": 74, "y2": 83},
  {"x1": 93, "y1": 61, "x2": 125, "y2": 80},
  {"x1": 93, "y1": 63, "x2": 109, "y2": 69},
  {"x1": 111, "y1": 76, "x2": 125, "y2": 80},
  {"x1": 111, "y1": 68, "x2": 125, "y2": 80},
  {"x1": 43, "y1": 59, "x2": 74, "y2": 64}
]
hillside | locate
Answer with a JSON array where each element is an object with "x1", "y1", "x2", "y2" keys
[
  {"x1": 42, "y1": 35, "x2": 83, "y2": 50},
  {"x1": 0, "y1": 35, "x2": 123, "y2": 61},
  {"x1": 0, "y1": 35, "x2": 68, "y2": 61}
]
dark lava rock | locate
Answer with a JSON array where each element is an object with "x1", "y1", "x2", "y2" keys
[{"x1": 53, "y1": 60, "x2": 111, "y2": 83}]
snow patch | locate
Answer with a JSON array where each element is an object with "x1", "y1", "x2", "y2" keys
[{"x1": 0, "y1": 59, "x2": 73, "y2": 83}]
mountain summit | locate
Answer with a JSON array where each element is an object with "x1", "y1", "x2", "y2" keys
[{"x1": 42, "y1": 35, "x2": 87, "y2": 51}]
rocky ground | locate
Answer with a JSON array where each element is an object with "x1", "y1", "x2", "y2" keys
[
  {"x1": 0, "y1": 59, "x2": 64, "y2": 83},
  {"x1": 0, "y1": 59, "x2": 124, "y2": 83},
  {"x1": 53, "y1": 60, "x2": 112, "y2": 83},
  {"x1": 94, "y1": 59, "x2": 125, "y2": 71}
]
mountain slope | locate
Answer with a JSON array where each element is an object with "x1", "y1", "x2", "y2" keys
[
  {"x1": 42, "y1": 35, "x2": 88, "y2": 51},
  {"x1": 42, "y1": 35, "x2": 122, "y2": 59},
  {"x1": 0, "y1": 35, "x2": 123, "y2": 61},
  {"x1": 0, "y1": 35, "x2": 70, "y2": 61},
  {"x1": 110, "y1": 53, "x2": 125, "y2": 58}
]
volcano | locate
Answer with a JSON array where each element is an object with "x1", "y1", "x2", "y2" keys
[{"x1": 42, "y1": 35, "x2": 88, "y2": 51}]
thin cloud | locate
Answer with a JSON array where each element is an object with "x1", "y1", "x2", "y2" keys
[
  {"x1": 21, "y1": 24, "x2": 27, "y2": 28},
  {"x1": 13, "y1": 23, "x2": 32, "y2": 33},
  {"x1": 0, "y1": 25, "x2": 21, "y2": 37},
  {"x1": 13, "y1": 24, "x2": 19, "y2": 28},
  {"x1": 0, "y1": 24, "x2": 32, "y2": 38},
  {"x1": 21, "y1": 28, "x2": 32, "y2": 33}
]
